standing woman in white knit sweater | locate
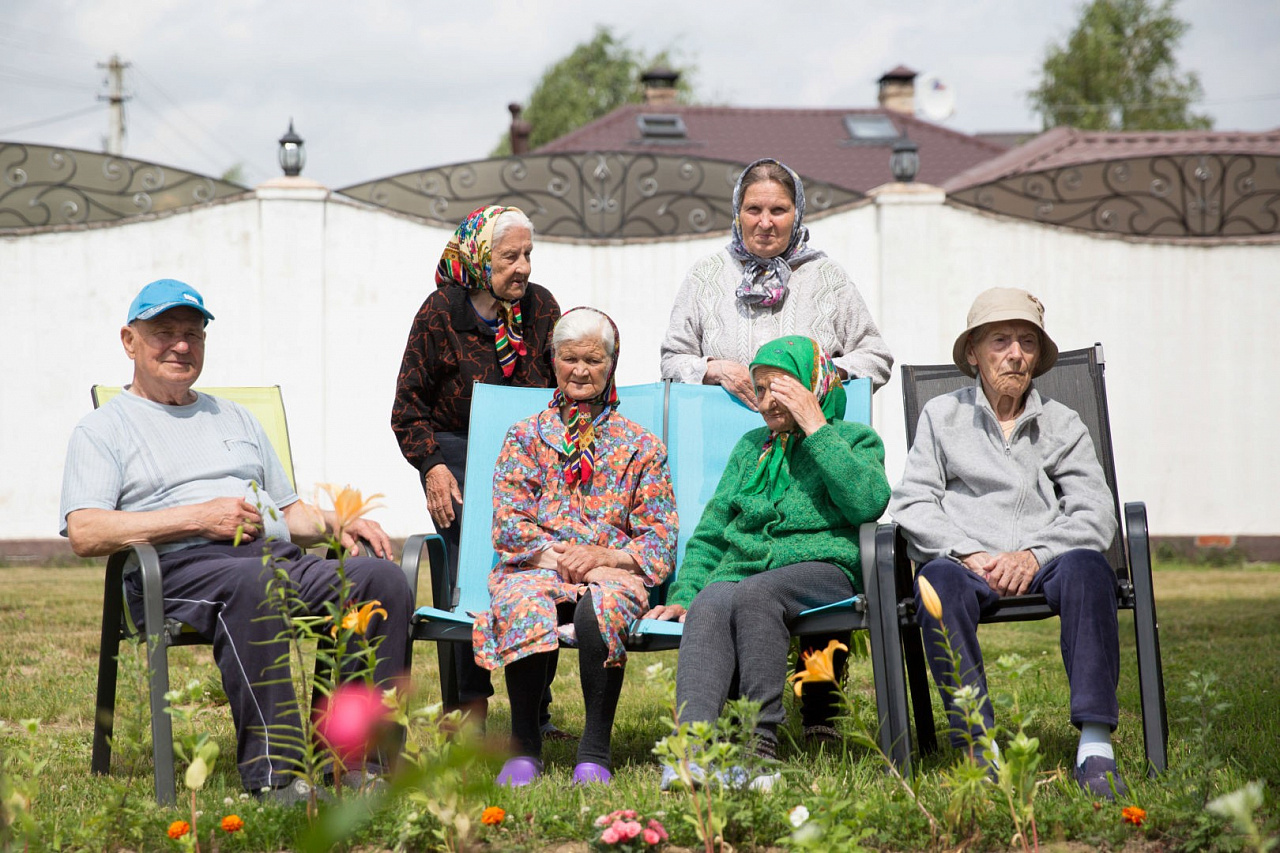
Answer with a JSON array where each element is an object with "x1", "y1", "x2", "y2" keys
[
  {"x1": 660, "y1": 157, "x2": 893, "y2": 407},
  {"x1": 658, "y1": 157, "x2": 894, "y2": 746}
]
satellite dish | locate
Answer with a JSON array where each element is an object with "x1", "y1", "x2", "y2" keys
[{"x1": 916, "y1": 72, "x2": 956, "y2": 122}]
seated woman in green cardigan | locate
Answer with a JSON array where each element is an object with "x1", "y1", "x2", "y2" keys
[{"x1": 644, "y1": 335, "x2": 890, "y2": 790}]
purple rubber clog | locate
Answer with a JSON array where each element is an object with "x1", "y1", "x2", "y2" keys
[
  {"x1": 496, "y1": 756, "x2": 543, "y2": 787},
  {"x1": 571, "y1": 762, "x2": 613, "y2": 785}
]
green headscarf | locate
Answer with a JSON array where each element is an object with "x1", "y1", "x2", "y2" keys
[{"x1": 741, "y1": 335, "x2": 846, "y2": 502}]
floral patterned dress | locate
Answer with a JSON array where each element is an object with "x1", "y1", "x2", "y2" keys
[{"x1": 473, "y1": 408, "x2": 677, "y2": 669}]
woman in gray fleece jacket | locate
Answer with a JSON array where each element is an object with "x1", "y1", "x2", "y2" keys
[{"x1": 888, "y1": 287, "x2": 1127, "y2": 800}]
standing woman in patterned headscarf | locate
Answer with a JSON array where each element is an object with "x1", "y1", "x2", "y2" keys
[
  {"x1": 475, "y1": 307, "x2": 678, "y2": 788},
  {"x1": 392, "y1": 205, "x2": 566, "y2": 733},
  {"x1": 659, "y1": 157, "x2": 895, "y2": 744},
  {"x1": 646, "y1": 335, "x2": 890, "y2": 791}
]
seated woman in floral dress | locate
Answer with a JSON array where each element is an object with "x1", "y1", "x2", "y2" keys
[{"x1": 473, "y1": 307, "x2": 678, "y2": 787}]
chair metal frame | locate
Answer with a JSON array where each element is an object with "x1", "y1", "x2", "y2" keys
[{"x1": 874, "y1": 344, "x2": 1168, "y2": 777}]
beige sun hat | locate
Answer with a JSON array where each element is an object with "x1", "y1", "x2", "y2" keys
[{"x1": 951, "y1": 287, "x2": 1059, "y2": 378}]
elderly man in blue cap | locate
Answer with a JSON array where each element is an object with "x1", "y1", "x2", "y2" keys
[{"x1": 60, "y1": 279, "x2": 411, "y2": 804}]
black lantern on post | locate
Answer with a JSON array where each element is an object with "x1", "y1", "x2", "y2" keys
[
  {"x1": 890, "y1": 138, "x2": 919, "y2": 183},
  {"x1": 277, "y1": 120, "x2": 305, "y2": 177}
]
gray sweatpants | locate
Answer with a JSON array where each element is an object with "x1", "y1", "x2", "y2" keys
[
  {"x1": 674, "y1": 561, "x2": 853, "y2": 743},
  {"x1": 132, "y1": 539, "x2": 412, "y2": 790}
]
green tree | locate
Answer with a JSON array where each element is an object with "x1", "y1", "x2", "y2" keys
[
  {"x1": 492, "y1": 26, "x2": 694, "y2": 156},
  {"x1": 1030, "y1": 0, "x2": 1212, "y2": 131}
]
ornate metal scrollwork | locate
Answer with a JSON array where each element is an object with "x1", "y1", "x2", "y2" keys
[
  {"x1": 0, "y1": 143, "x2": 247, "y2": 230},
  {"x1": 337, "y1": 152, "x2": 863, "y2": 239},
  {"x1": 948, "y1": 153, "x2": 1280, "y2": 238}
]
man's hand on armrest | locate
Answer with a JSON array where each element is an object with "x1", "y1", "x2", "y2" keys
[{"x1": 66, "y1": 497, "x2": 262, "y2": 558}]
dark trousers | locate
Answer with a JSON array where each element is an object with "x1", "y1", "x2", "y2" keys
[
  {"x1": 914, "y1": 549, "x2": 1120, "y2": 747},
  {"x1": 135, "y1": 540, "x2": 412, "y2": 790},
  {"x1": 676, "y1": 562, "x2": 854, "y2": 744},
  {"x1": 434, "y1": 431, "x2": 555, "y2": 723}
]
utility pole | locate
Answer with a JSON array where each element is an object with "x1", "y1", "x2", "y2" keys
[{"x1": 97, "y1": 54, "x2": 131, "y2": 156}]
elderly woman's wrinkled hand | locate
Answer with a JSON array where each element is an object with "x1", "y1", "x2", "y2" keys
[
  {"x1": 706, "y1": 359, "x2": 759, "y2": 411},
  {"x1": 583, "y1": 566, "x2": 648, "y2": 601},
  {"x1": 552, "y1": 542, "x2": 617, "y2": 582},
  {"x1": 985, "y1": 550, "x2": 1040, "y2": 597},
  {"x1": 765, "y1": 373, "x2": 827, "y2": 435},
  {"x1": 424, "y1": 464, "x2": 462, "y2": 529},
  {"x1": 642, "y1": 603, "x2": 686, "y2": 623}
]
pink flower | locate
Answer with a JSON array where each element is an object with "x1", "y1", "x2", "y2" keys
[
  {"x1": 619, "y1": 820, "x2": 642, "y2": 840},
  {"x1": 601, "y1": 826, "x2": 620, "y2": 844},
  {"x1": 643, "y1": 828, "x2": 661, "y2": 845},
  {"x1": 595, "y1": 814, "x2": 611, "y2": 828},
  {"x1": 314, "y1": 683, "x2": 390, "y2": 765},
  {"x1": 647, "y1": 818, "x2": 669, "y2": 840}
]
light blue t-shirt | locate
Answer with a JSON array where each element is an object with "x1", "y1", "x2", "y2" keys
[{"x1": 60, "y1": 390, "x2": 298, "y2": 553}]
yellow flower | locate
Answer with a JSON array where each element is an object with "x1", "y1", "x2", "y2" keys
[
  {"x1": 167, "y1": 820, "x2": 190, "y2": 839},
  {"x1": 918, "y1": 574, "x2": 944, "y2": 620},
  {"x1": 481, "y1": 806, "x2": 506, "y2": 826},
  {"x1": 788, "y1": 639, "x2": 849, "y2": 697},
  {"x1": 317, "y1": 483, "x2": 385, "y2": 538},
  {"x1": 221, "y1": 814, "x2": 245, "y2": 833},
  {"x1": 332, "y1": 600, "x2": 389, "y2": 637}
]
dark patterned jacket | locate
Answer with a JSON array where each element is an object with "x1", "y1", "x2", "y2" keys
[{"x1": 391, "y1": 283, "x2": 560, "y2": 476}]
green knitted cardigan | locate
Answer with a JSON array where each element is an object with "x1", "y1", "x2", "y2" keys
[{"x1": 667, "y1": 419, "x2": 891, "y2": 608}]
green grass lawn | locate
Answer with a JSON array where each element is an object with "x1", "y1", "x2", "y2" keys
[{"x1": 1, "y1": 559, "x2": 1277, "y2": 851}]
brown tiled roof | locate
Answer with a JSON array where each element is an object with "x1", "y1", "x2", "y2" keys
[
  {"x1": 534, "y1": 104, "x2": 1010, "y2": 193},
  {"x1": 945, "y1": 126, "x2": 1280, "y2": 191}
]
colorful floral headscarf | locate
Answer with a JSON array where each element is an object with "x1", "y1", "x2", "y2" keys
[
  {"x1": 742, "y1": 335, "x2": 846, "y2": 502},
  {"x1": 548, "y1": 307, "x2": 621, "y2": 488},
  {"x1": 728, "y1": 158, "x2": 826, "y2": 308},
  {"x1": 435, "y1": 205, "x2": 529, "y2": 377}
]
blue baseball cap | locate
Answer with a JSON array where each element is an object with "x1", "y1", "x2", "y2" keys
[{"x1": 126, "y1": 279, "x2": 215, "y2": 325}]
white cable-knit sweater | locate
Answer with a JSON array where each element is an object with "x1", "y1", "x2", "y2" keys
[{"x1": 659, "y1": 248, "x2": 894, "y2": 390}]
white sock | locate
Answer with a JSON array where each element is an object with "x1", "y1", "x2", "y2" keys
[{"x1": 1076, "y1": 723, "x2": 1113, "y2": 766}]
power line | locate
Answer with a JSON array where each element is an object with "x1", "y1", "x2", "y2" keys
[
  {"x1": 132, "y1": 64, "x2": 273, "y2": 179},
  {"x1": 0, "y1": 104, "x2": 102, "y2": 136},
  {"x1": 131, "y1": 96, "x2": 247, "y2": 178},
  {"x1": 0, "y1": 64, "x2": 98, "y2": 93}
]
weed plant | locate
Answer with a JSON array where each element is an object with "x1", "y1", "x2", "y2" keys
[{"x1": 1, "y1": 559, "x2": 1278, "y2": 850}]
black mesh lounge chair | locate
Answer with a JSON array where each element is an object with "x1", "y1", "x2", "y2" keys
[{"x1": 871, "y1": 344, "x2": 1167, "y2": 778}]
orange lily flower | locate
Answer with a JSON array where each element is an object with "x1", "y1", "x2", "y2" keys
[
  {"x1": 333, "y1": 600, "x2": 389, "y2": 637},
  {"x1": 788, "y1": 639, "x2": 849, "y2": 697},
  {"x1": 317, "y1": 483, "x2": 385, "y2": 539}
]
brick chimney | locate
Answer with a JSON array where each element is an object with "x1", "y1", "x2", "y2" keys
[
  {"x1": 641, "y1": 65, "x2": 680, "y2": 107},
  {"x1": 508, "y1": 102, "x2": 531, "y2": 155},
  {"x1": 877, "y1": 65, "x2": 918, "y2": 115}
]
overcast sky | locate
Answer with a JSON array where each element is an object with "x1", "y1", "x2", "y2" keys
[{"x1": 3, "y1": 0, "x2": 1277, "y2": 189}]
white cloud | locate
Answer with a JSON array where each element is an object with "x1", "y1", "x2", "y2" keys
[{"x1": 2, "y1": 0, "x2": 1276, "y2": 189}]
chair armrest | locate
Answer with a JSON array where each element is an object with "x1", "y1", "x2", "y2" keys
[
  {"x1": 402, "y1": 533, "x2": 448, "y2": 612},
  {"x1": 129, "y1": 543, "x2": 165, "y2": 642}
]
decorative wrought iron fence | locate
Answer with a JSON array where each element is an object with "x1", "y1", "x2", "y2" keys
[
  {"x1": 337, "y1": 152, "x2": 864, "y2": 239},
  {"x1": 948, "y1": 153, "x2": 1280, "y2": 238},
  {"x1": 0, "y1": 143, "x2": 247, "y2": 230}
]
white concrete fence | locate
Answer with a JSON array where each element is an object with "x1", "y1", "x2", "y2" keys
[{"x1": 4, "y1": 179, "x2": 1277, "y2": 554}]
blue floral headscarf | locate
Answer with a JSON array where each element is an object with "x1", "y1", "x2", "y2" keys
[{"x1": 728, "y1": 158, "x2": 826, "y2": 308}]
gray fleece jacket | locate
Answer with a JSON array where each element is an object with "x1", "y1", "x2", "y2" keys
[{"x1": 888, "y1": 383, "x2": 1117, "y2": 568}]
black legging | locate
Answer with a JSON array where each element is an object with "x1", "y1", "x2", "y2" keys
[{"x1": 504, "y1": 596, "x2": 625, "y2": 768}]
